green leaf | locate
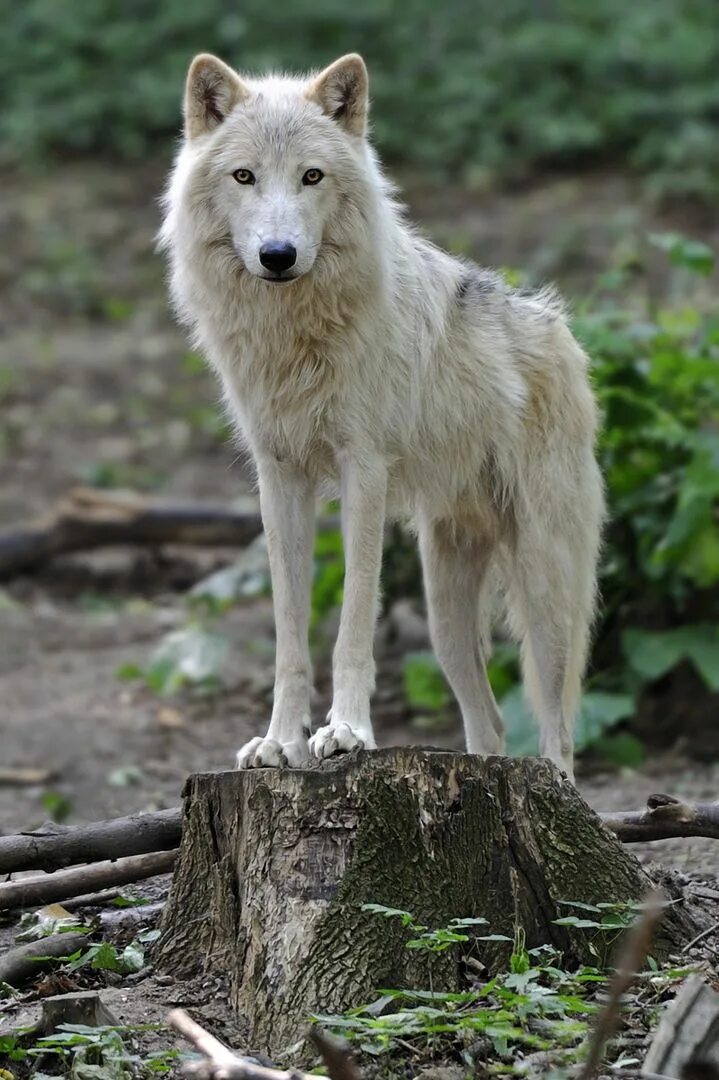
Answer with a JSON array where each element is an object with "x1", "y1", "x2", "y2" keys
[
  {"x1": 501, "y1": 686, "x2": 537, "y2": 756},
  {"x1": 553, "y1": 917, "x2": 602, "y2": 929},
  {"x1": 120, "y1": 942, "x2": 145, "y2": 973},
  {"x1": 114, "y1": 663, "x2": 143, "y2": 681},
  {"x1": 503, "y1": 688, "x2": 635, "y2": 756},
  {"x1": 190, "y1": 537, "x2": 270, "y2": 606},
  {"x1": 110, "y1": 895, "x2": 149, "y2": 908},
  {"x1": 40, "y1": 790, "x2": 73, "y2": 824},
  {"x1": 575, "y1": 692, "x2": 635, "y2": 749},
  {"x1": 557, "y1": 901, "x2": 601, "y2": 913},
  {"x1": 592, "y1": 732, "x2": 645, "y2": 768},
  {"x1": 361, "y1": 904, "x2": 416, "y2": 928},
  {"x1": 91, "y1": 942, "x2": 123, "y2": 972},
  {"x1": 137, "y1": 928, "x2": 161, "y2": 944},
  {"x1": 649, "y1": 232, "x2": 715, "y2": 276},
  {"x1": 622, "y1": 625, "x2": 719, "y2": 691},
  {"x1": 107, "y1": 766, "x2": 143, "y2": 787},
  {"x1": 402, "y1": 652, "x2": 450, "y2": 712},
  {"x1": 151, "y1": 624, "x2": 229, "y2": 691}
]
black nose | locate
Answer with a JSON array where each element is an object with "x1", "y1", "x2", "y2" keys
[{"x1": 259, "y1": 241, "x2": 297, "y2": 273}]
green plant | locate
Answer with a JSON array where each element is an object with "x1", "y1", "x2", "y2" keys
[
  {"x1": 316, "y1": 903, "x2": 690, "y2": 1069},
  {"x1": 2, "y1": 1019, "x2": 184, "y2": 1080},
  {"x1": 402, "y1": 652, "x2": 452, "y2": 732},
  {"x1": 63, "y1": 937, "x2": 151, "y2": 975},
  {"x1": 40, "y1": 790, "x2": 74, "y2": 824},
  {"x1": 553, "y1": 900, "x2": 644, "y2": 965},
  {"x1": 316, "y1": 907, "x2": 597, "y2": 1064},
  {"x1": 3, "y1": 2, "x2": 719, "y2": 198},
  {"x1": 116, "y1": 621, "x2": 229, "y2": 695},
  {"x1": 311, "y1": 524, "x2": 345, "y2": 632},
  {"x1": 29, "y1": 1024, "x2": 134, "y2": 1079}
]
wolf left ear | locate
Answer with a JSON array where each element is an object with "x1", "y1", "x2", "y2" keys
[
  {"x1": 307, "y1": 54, "x2": 368, "y2": 136},
  {"x1": 184, "y1": 53, "x2": 251, "y2": 139}
]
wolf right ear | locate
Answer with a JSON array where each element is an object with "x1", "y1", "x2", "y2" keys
[
  {"x1": 184, "y1": 54, "x2": 251, "y2": 139},
  {"x1": 307, "y1": 54, "x2": 369, "y2": 136}
]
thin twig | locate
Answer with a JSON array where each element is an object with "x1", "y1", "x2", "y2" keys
[
  {"x1": 308, "y1": 1026, "x2": 362, "y2": 1080},
  {"x1": 578, "y1": 889, "x2": 664, "y2": 1080},
  {"x1": 168, "y1": 1009, "x2": 360, "y2": 1080},
  {"x1": 681, "y1": 920, "x2": 719, "y2": 954}
]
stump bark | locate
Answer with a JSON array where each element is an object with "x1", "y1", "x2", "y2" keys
[{"x1": 156, "y1": 748, "x2": 685, "y2": 1055}]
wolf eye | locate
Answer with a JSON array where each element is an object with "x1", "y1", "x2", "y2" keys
[
  {"x1": 232, "y1": 169, "x2": 255, "y2": 185},
  {"x1": 302, "y1": 168, "x2": 324, "y2": 186}
]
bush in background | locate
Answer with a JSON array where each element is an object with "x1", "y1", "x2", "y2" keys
[{"x1": 2, "y1": 0, "x2": 719, "y2": 196}]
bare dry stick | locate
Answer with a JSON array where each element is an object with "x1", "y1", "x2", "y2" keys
[
  {"x1": 578, "y1": 890, "x2": 665, "y2": 1080},
  {"x1": 0, "y1": 767, "x2": 56, "y2": 786},
  {"x1": 62, "y1": 889, "x2": 123, "y2": 910},
  {"x1": 0, "y1": 807, "x2": 182, "y2": 874},
  {"x1": 599, "y1": 794, "x2": 719, "y2": 842},
  {"x1": 0, "y1": 849, "x2": 177, "y2": 911},
  {"x1": 0, "y1": 486, "x2": 263, "y2": 579},
  {"x1": 308, "y1": 1027, "x2": 362, "y2": 1080},
  {"x1": 167, "y1": 1009, "x2": 318, "y2": 1080}
]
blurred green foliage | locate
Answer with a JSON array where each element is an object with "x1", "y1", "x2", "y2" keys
[
  {"x1": 2, "y1": 0, "x2": 719, "y2": 195},
  {"x1": 580, "y1": 270, "x2": 719, "y2": 607}
]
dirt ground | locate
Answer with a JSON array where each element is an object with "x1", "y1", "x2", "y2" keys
[{"x1": 1, "y1": 160, "x2": 718, "y2": 1071}]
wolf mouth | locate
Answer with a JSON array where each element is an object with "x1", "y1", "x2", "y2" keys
[{"x1": 261, "y1": 274, "x2": 297, "y2": 285}]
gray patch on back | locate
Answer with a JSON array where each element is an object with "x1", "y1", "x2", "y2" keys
[{"x1": 455, "y1": 268, "x2": 504, "y2": 305}]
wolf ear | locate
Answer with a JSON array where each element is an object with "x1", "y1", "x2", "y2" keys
[
  {"x1": 184, "y1": 54, "x2": 251, "y2": 139},
  {"x1": 307, "y1": 54, "x2": 368, "y2": 136}
]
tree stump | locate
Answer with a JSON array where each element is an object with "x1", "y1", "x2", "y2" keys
[{"x1": 156, "y1": 748, "x2": 685, "y2": 1055}]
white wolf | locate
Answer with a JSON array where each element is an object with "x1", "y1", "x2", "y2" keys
[{"x1": 160, "y1": 52, "x2": 604, "y2": 781}]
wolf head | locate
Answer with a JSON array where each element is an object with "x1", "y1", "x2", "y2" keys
[{"x1": 180, "y1": 53, "x2": 371, "y2": 285}]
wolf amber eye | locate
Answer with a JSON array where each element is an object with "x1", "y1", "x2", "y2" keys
[
  {"x1": 232, "y1": 169, "x2": 255, "y2": 185},
  {"x1": 302, "y1": 168, "x2": 324, "y2": 186}
]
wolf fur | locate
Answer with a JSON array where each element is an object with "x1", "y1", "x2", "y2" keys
[{"x1": 160, "y1": 52, "x2": 604, "y2": 781}]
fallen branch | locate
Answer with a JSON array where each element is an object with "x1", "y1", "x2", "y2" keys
[
  {"x1": 0, "y1": 487, "x2": 263, "y2": 579},
  {"x1": 168, "y1": 1009, "x2": 314, "y2": 1080},
  {"x1": 0, "y1": 767, "x2": 55, "y2": 786},
  {"x1": 98, "y1": 901, "x2": 165, "y2": 929},
  {"x1": 578, "y1": 890, "x2": 664, "y2": 1080},
  {"x1": 0, "y1": 807, "x2": 182, "y2": 874},
  {"x1": 0, "y1": 849, "x2": 177, "y2": 911},
  {"x1": 168, "y1": 1009, "x2": 359, "y2": 1080},
  {"x1": 0, "y1": 931, "x2": 90, "y2": 987},
  {"x1": 62, "y1": 889, "x2": 124, "y2": 910},
  {"x1": 1, "y1": 791, "x2": 715, "y2": 885},
  {"x1": 599, "y1": 793, "x2": 719, "y2": 843},
  {"x1": 644, "y1": 974, "x2": 719, "y2": 1076}
]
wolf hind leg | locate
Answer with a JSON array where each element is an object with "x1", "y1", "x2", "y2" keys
[
  {"x1": 419, "y1": 517, "x2": 504, "y2": 755},
  {"x1": 508, "y1": 518, "x2": 598, "y2": 783}
]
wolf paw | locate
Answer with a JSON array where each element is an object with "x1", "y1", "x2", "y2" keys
[
  {"x1": 309, "y1": 721, "x2": 375, "y2": 761},
  {"x1": 235, "y1": 735, "x2": 308, "y2": 769}
]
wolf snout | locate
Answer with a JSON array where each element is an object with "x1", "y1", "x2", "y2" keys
[{"x1": 259, "y1": 241, "x2": 297, "y2": 273}]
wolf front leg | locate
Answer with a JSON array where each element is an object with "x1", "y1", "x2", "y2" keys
[
  {"x1": 309, "y1": 455, "x2": 387, "y2": 759},
  {"x1": 236, "y1": 456, "x2": 315, "y2": 769}
]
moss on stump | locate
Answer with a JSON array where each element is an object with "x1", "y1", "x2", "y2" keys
[{"x1": 155, "y1": 748, "x2": 685, "y2": 1055}]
